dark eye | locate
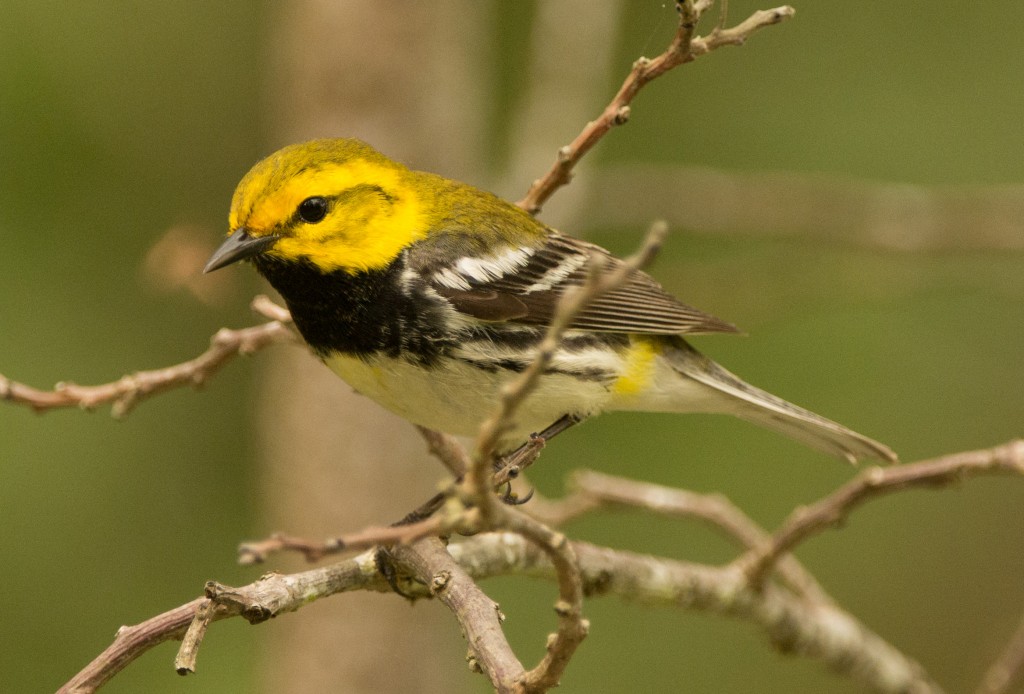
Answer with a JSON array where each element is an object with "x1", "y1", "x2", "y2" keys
[{"x1": 297, "y1": 196, "x2": 328, "y2": 223}]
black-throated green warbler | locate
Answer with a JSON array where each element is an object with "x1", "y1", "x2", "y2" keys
[{"x1": 205, "y1": 139, "x2": 896, "y2": 464}]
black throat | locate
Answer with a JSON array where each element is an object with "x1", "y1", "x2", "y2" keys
[{"x1": 253, "y1": 255, "x2": 450, "y2": 363}]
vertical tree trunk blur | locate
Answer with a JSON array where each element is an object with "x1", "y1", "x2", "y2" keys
[
  {"x1": 497, "y1": 0, "x2": 623, "y2": 229},
  {"x1": 255, "y1": 3, "x2": 490, "y2": 692}
]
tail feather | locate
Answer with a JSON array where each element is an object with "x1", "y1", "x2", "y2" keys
[{"x1": 665, "y1": 341, "x2": 898, "y2": 464}]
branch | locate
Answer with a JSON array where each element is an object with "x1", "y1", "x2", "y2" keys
[
  {"x1": 392, "y1": 538, "x2": 526, "y2": 692},
  {"x1": 532, "y1": 469, "x2": 831, "y2": 604},
  {"x1": 58, "y1": 554, "x2": 384, "y2": 694},
  {"x1": 1, "y1": 296, "x2": 295, "y2": 418},
  {"x1": 450, "y1": 534, "x2": 942, "y2": 694},
  {"x1": 501, "y1": 508, "x2": 588, "y2": 692},
  {"x1": 516, "y1": 2, "x2": 795, "y2": 214},
  {"x1": 94, "y1": 435, "x2": 1019, "y2": 692},
  {"x1": 236, "y1": 514, "x2": 451, "y2": 565},
  {"x1": 60, "y1": 532, "x2": 943, "y2": 694},
  {"x1": 738, "y1": 440, "x2": 1024, "y2": 587}
]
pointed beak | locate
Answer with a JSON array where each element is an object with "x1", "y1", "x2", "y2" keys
[{"x1": 204, "y1": 228, "x2": 280, "y2": 273}]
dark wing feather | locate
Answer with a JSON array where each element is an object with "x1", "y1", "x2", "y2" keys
[
  {"x1": 433, "y1": 288, "x2": 530, "y2": 322},
  {"x1": 419, "y1": 232, "x2": 739, "y2": 335}
]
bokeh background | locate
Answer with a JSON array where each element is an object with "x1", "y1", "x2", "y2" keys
[{"x1": 2, "y1": 1, "x2": 1022, "y2": 692}]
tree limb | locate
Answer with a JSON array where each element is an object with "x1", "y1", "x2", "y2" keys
[
  {"x1": 58, "y1": 555, "x2": 382, "y2": 694},
  {"x1": 392, "y1": 538, "x2": 526, "y2": 692},
  {"x1": 453, "y1": 533, "x2": 944, "y2": 694},
  {"x1": 59, "y1": 530, "x2": 948, "y2": 694}
]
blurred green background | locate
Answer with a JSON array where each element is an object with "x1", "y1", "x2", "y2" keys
[{"x1": 2, "y1": 1, "x2": 1022, "y2": 692}]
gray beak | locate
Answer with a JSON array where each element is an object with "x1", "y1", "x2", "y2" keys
[{"x1": 204, "y1": 228, "x2": 280, "y2": 273}]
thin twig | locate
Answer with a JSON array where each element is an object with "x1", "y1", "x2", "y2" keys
[
  {"x1": 173, "y1": 598, "x2": 215, "y2": 674},
  {"x1": 516, "y1": 2, "x2": 795, "y2": 214},
  {"x1": 236, "y1": 514, "x2": 446, "y2": 564},
  {"x1": 532, "y1": 469, "x2": 831, "y2": 604},
  {"x1": 1, "y1": 298, "x2": 295, "y2": 418},
  {"x1": 58, "y1": 551, "x2": 384, "y2": 694},
  {"x1": 250, "y1": 293, "x2": 293, "y2": 323},
  {"x1": 738, "y1": 440, "x2": 1024, "y2": 587},
  {"x1": 503, "y1": 511, "x2": 588, "y2": 692}
]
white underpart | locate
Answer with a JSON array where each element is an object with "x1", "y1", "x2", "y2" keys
[
  {"x1": 325, "y1": 350, "x2": 620, "y2": 446},
  {"x1": 324, "y1": 337, "x2": 896, "y2": 463},
  {"x1": 323, "y1": 346, "x2": 731, "y2": 450},
  {"x1": 524, "y1": 252, "x2": 588, "y2": 293}
]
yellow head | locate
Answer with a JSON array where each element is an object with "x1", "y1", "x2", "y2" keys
[{"x1": 207, "y1": 139, "x2": 436, "y2": 274}]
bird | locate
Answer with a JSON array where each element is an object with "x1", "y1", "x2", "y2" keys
[{"x1": 204, "y1": 138, "x2": 896, "y2": 465}]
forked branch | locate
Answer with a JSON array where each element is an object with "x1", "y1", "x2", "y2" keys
[
  {"x1": 0, "y1": 296, "x2": 294, "y2": 418},
  {"x1": 516, "y1": 1, "x2": 795, "y2": 214},
  {"x1": 738, "y1": 440, "x2": 1024, "y2": 587}
]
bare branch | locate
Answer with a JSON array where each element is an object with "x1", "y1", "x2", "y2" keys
[
  {"x1": 392, "y1": 538, "x2": 525, "y2": 692},
  {"x1": 691, "y1": 6, "x2": 794, "y2": 54},
  {"x1": 516, "y1": 3, "x2": 795, "y2": 214},
  {"x1": 173, "y1": 597, "x2": 215, "y2": 675},
  {"x1": 739, "y1": 440, "x2": 1024, "y2": 587},
  {"x1": 113, "y1": 438, "x2": 1020, "y2": 692},
  {"x1": 533, "y1": 469, "x2": 831, "y2": 604},
  {"x1": 58, "y1": 599, "x2": 205, "y2": 694},
  {"x1": 449, "y1": 534, "x2": 943, "y2": 694},
  {"x1": 236, "y1": 513, "x2": 449, "y2": 565},
  {"x1": 503, "y1": 511, "x2": 588, "y2": 692},
  {"x1": 1, "y1": 316, "x2": 295, "y2": 418},
  {"x1": 250, "y1": 293, "x2": 294, "y2": 323},
  {"x1": 64, "y1": 503, "x2": 984, "y2": 694},
  {"x1": 58, "y1": 555, "x2": 383, "y2": 694}
]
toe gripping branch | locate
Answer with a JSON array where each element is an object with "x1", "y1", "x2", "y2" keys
[{"x1": 379, "y1": 414, "x2": 581, "y2": 594}]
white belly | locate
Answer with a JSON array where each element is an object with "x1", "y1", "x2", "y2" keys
[{"x1": 324, "y1": 352, "x2": 615, "y2": 444}]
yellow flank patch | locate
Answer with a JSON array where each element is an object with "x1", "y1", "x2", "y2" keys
[
  {"x1": 232, "y1": 157, "x2": 430, "y2": 273},
  {"x1": 612, "y1": 336, "x2": 660, "y2": 395}
]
